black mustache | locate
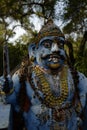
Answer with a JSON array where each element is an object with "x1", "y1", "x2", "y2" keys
[{"x1": 42, "y1": 53, "x2": 65, "y2": 60}]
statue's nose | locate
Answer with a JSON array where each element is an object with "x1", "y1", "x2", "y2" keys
[{"x1": 51, "y1": 43, "x2": 59, "y2": 53}]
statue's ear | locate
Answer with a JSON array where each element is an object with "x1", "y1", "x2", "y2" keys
[{"x1": 28, "y1": 43, "x2": 36, "y2": 62}]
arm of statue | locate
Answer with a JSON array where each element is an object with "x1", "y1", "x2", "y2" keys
[
  {"x1": 2, "y1": 72, "x2": 21, "y2": 112},
  {"x1": 2, "y1": 71, "x2": 29, "y2": 130},
  {"x1": 77, "y1": 72, "x2": 87, "y2": 129},
  {"x1": 2, "y1": 75, "x2": 13, "y2": 94},
  {"x1": 77, "y1": 72, "x2": 87, "y2": 108}
]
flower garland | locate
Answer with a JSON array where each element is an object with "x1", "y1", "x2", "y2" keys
[{"x1": 32, "y1": 65, "x2": 69, "y2": 108}]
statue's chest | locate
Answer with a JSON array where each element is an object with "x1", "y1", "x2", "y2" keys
[
  {"x1": 29, "y1": 66, "x2": 75, "y2": 109},
  {"x1": 25, "y1": 66, "x2": 81, "y2": 129},
  {"x1": 25, "y1": 66, "x2": 77, "y2": 125}
]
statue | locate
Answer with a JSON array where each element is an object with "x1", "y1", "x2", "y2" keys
[{"x1": 2, "y1": 20, "x2": 87, "y2": 130}]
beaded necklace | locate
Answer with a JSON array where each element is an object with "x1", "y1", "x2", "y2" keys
[{"x1": 32, "y1": 65, "x2": 69, "y2": 108}]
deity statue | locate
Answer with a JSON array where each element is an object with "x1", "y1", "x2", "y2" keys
[{"x1": 2, "y1": 20, "x2": 87, "y2": 130}]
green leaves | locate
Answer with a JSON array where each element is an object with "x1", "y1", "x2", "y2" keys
[{"x1": 61, "y1": 0, "x2": 87, "y2": 34}]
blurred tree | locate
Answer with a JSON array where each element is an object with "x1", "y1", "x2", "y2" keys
[
  {"x1": 75, "y1": 31, "x2": 87, "y2": 76},
  {"x1": 9, "y1": 42, "x2": 28, "y2": 71},
  {"x1": 0, "y1": 0, "x2": 57, "y2": 26},
  {"x1": 0, "y1": 42, "x2": 28, "y2": 76},
  {"x1": 56, "y1": 0, "x2": 87, "y2": 35},
  {"x1": 55, "y1": 0, "x2": 87, "y2": 75},
  {"x1": 0, "y1": 44, "x2": 3, "y2": 76}
]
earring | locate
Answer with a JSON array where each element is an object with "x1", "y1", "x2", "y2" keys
[{"x1": 30, "y1": 56, "x2": 35, "y2": 62}]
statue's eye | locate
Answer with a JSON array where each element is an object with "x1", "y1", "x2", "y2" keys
[
  {"x1": 58, "y1": 43, "x2": 64, "y2": 49},
  {"x1": 43, "y1": 42, "x2": 51, "y2": 48}
]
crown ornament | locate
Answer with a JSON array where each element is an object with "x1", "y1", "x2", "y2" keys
[{"x1": 35, "y1": 19, "x2": 65, "y2": 44}]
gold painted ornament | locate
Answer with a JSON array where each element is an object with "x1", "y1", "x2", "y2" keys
[{"x1": 32, "y1": 65, "x2": 69, "y2": 108}]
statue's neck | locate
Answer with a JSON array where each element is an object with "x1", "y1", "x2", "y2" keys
[{"x1": 33, "y1": 64, "x2": 65, "y2": 76}]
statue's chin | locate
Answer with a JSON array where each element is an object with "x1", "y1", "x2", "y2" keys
[{"x1": 48, "y1": 63, "x2": 61, "y2": 69}]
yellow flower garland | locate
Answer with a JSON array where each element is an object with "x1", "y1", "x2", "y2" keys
[{"x1": 33, "y1": 65, "x2": 69, "y2": 108}]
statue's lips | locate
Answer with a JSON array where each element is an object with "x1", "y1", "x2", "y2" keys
[{"x1": 42, "y1": 54, "x2": 65, "y2": 63}]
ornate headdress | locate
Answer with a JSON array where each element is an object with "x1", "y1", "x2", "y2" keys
[{"x1": 35, "y1": 19, "x2": 65, "y2": 44}]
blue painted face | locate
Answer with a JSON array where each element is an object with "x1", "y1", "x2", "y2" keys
[{"x1": 35, "y1": 36, "x2": 66, "y2": 70}]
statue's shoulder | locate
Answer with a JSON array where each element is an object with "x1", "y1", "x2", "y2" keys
[
  {"x1": 12, "y1": 58, "x2": 32, "y2": 86},
  {"x1": 77, "y1": 71, "x2": 87, "y2": 92},
  {"x1": 78, "y1": 72, "x2": 87, "y2": 80},
  {"x1": 12, "y1": 55, "x2": 31, "y2": 77},
  {"x1": 78, "y1": 72, "x2": 87, "y2": 83},
  {"x1": 11, "y1": 66, "x2": 32, "y2": 96}
]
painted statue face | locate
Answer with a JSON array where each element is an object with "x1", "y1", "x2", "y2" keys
[{"x1": 35, "y1": 36, "x2": 66, "y2": 70}]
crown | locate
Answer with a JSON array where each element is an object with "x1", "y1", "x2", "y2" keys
[{"x1": 35, "y1": 19, "x2": 65, "y2": 44}]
